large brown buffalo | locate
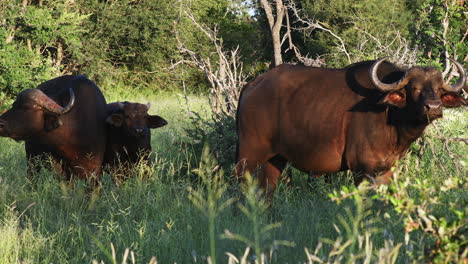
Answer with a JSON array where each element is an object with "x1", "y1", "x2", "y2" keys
[
  {"x1": 104, "y1": 101, "x2": 167, "y2": 170},
  {"x1": 0, "y1": 75, "x2": 108, "y2": 180},
  {"x1": 236, "y1": 58, "x2": 466, "y2": 196}
]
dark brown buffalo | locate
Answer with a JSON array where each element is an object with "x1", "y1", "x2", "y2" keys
[
  {"x1": 103, "y1": 101, "x2": 167, "y2": 169},
  {"x1": 0, "y1": 75, "x2": 108, "y2": 180},
  {"x1": 236, "y1": 58, "x2": 466, "y2": 196}
]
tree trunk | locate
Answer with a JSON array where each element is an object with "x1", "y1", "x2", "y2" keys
[
  {"x1": 259, "y1": 0, "x2": 285, "y2": 66},
  {"x1": 272, "y1": 30, "x2": 282, "y2": 66}
]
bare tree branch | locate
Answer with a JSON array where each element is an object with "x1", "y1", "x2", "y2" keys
[
  {"x1": 283, "y1": 9, "x2": 325, "y2": 67},
  {"x1": 439, "y1": 1, "x2": 465, "y2": 82},
  {"x1": 431, "y1": 122, "x2": 466, "y2": 172},
  {"x1": 172, "y1": 10, "x2": 249, "y2": 119},
  {"x1": 441, "y1": 1, "x2": 452, "y2": 77},
  {"x1": 285, "y1": 0, "x2": 422, "y2": 66},
  {"x1": 287, "y1": 0, "x2": 351, "y2": 64},
  {"x1": 354, "y1": 27, "x2": 419, "y2": 66}
]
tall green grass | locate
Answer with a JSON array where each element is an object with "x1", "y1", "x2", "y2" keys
[{"x1": 0, "y1": 93, "x2": 466, "y2": 263}]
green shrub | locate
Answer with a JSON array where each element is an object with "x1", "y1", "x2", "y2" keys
[
  {"x1": 0, "y1": 44, "x2": 55, "y2": 96},
  {"x1": 185, "y1": 112, "x2": 238, "y2": 173}
]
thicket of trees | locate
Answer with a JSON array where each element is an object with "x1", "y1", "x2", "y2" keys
[{"x1": 0, "y1": 0, "x2": 466, "y2": 99}]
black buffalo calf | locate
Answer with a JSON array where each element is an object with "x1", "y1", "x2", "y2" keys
[{"x1": 104, "y1": 101, "x2": 167, "y2": 172}]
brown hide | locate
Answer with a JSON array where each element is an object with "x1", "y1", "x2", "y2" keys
[
  {"x1": 236, "y1": 60, "x2": 466, "y2": 196},
  {"x1": 0, "y1": 75, "x2": 107, "y2": 180}
]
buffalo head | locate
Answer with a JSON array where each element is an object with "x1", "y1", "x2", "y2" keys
[
  {"x1": 370, "y1": 57, "x2": 466, "y2": 122},
  {"x1": 0, "y1": 88, "x2": 75, "y2": 140},
  {"x1": 106, "y1": 101, "x2": 167, "y2": 137}
]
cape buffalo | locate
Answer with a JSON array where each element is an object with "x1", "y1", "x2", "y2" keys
[
  {"x1": 0, "y1": 75, "x2": 108, "y2": 181},
  {"x1": 235, "y1": 58, "x2": 466, "y2": 197},
  {"x1": 104, "y1": 101, "x2": 167, "y2": 170}
]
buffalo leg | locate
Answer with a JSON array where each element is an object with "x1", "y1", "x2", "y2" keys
[
  {"x1": 26, "y1": 155, "x2": 63, "y2": 183},
  {"x1": 257, "y1": 162, "x2": 280, "y2": 201},
  {"x1": 25, "y1": 142, "x2": 45, "y2": 179},
  {"x1": 374, "y1": 170, "x2": 393, "y2": 185},
  {"x1": 354, "y1": 170, "x2": 393, "y2": 186},
  {"x1": 235, "y1": 137, "x2": 273, "y2": 177},
  {"x1": 26, "y1": 155, "x2": 42, "y2": 178},
  {"x1": 307, "y1": 173, "x2": 327, "y2": 184},
  {"x1": 260, "y1": 155, "x2": 288, "y2": 200},
  {"x1": 25, "y1": 142, "x2": 63, "y2": 181},
  {"x1": 68, "y1": 157, "x2": 103, "y2": 184},
  {"x1": 235, "y1": 140, "x2": 278, "y2": 195}
]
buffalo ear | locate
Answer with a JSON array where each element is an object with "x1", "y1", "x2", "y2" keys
[
  {"x1": 106, "y1": 113, "x2": 124, "y2": 127},
  {"x1": 380, "y1": 90, "x2": 406, "y2": 108},
  {"x1": 440, "y1": 92, "x2": 467, "y2": 108},
  {"x1": 146, "y1": 115, "x2": 168, "y2": 128},
  {"x1": 44, "y1": 114, "x2": 63, "y2": 131}
]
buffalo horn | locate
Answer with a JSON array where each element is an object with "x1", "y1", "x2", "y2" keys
[
  {"x1": 25, "y1": 88, "x2": 75, "y2": 115},
  {"x1": 369, "y1": 57, "x2": 406, "y2": 92},
  {"x1": 117, "y1": 102, "x2": 125, "y2": 109},
  {"x1": 446, "y1": 59, "x2": 466, "y2": 93},
  {"x1": 146, "y1": 102, "x2": 151, "y2": 110}
]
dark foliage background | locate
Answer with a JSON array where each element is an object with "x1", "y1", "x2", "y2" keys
[{"x1": 1, "y1": 0, "x2": 465, "y2": 100}]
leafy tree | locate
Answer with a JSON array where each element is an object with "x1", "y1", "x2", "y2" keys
[
  {"x1": 173, "y1": 0, "x2": 265, "y2": 92},
  {"x1": 0, "y1": 0, "x2": 87, "y2": 97},
  {"x1": 78, "y1": 0, "x2": 191, "y2": 91},
  {"x1": 0, "y1": 0, "x2": 261, "y2": 97},
  {"x1": 294, "y1": 0, "x2": 414, "y2": 66},
  {"x1": 76, "y1": 0, "x2": 258, "y2": 93},
  {"x1": 408, "y1": 0, "x2": 466, "y2": 71}
]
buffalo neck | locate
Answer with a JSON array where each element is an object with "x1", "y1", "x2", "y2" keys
[{"x1": 387, "y1": 107, "x2": 429, "y2": 152}]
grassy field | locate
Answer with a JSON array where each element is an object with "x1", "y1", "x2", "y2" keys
[{"x1": 0, "y1": 92, "x2": 466, "y2": 263}]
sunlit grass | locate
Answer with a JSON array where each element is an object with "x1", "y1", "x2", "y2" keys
[{"x1": 0, "y1": 92, "x2": 466, "y2": 263}]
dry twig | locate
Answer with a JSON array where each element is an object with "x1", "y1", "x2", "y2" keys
[
  {"x1": 172, "y1": 11, "x2": 248, "y2": 118},
  {"x1": 287, "y1": 0, "x2": 351, "y2": 64}
]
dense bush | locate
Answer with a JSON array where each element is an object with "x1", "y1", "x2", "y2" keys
[
  {"x1": 0, "y1": 43, "x2": 54, "y2": 97},
  {"x1": 0, "y1": 0, "x2": 86, "y2": 96},
  {"x1": 0, "y1": 0, "x2": 258, "y2": 98},
  {"x1": 289, "y1": 0, "x2": 415, "y2": 66},
  {"x1": 3, "y1": 0, "x2": 465, "y2": 100},
  {"x1": 409, "y1": 0, "x2": 467, "y2": 66},
  {"x1": 186, "y1": 113, "x2": 238, "y2": 172}
]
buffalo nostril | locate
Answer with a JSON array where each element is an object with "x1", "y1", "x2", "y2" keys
[{"x1": 425, "y1": 101, "x2": 442, "y2": 110}]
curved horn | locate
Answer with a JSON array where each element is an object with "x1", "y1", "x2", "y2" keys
[
  {"x1": 117, "y1": 102, "x2": 125, "y2": 109},
  {"x1": 59, "y1": 88, "x2": 75, "y2": 114},
  {"x1": 369, "y1": 57, "x2": 406, "y2": 92},
  {"x1": 146, "y1": 102, "x2": 151, "y2": 110},
  {"x1": 24, "y1": 88, "x2": 75, "y2": 115},
  {"x1": 447, "y1": 59, "x2": 466, "y2": 92}
]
